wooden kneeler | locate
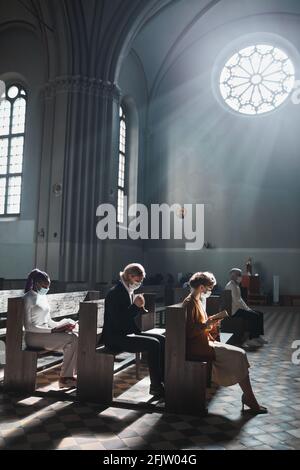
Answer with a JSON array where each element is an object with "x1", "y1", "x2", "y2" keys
[
  {"x1": 4, "y1": 297, "x2": 38, "y2": 394},
  {"x1": 77, "y1": 302, "x2": 114, "y2": 404},
  {"x1": 165, "y1": 304, "x2": 208, "y2": 416}
]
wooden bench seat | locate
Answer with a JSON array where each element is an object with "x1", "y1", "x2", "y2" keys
[
  {"x1": 4, "y1": 290, "x2": 100, "y2": 394},
  {"x1": 77, "y1": 293, "x2": 159, "y2": 404}
]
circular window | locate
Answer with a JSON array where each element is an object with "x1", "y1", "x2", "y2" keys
[
  {"x1": 7, "y1": 86, "x2": 19, "y2": 99},
  {"x1": 219, "y1": 44, "x2": 295, "y2": 115}
]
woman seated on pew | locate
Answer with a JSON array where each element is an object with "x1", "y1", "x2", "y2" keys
[
  {"x1": 184, "y1": 272, "x2": 267, "y2": 415},
  {"x1": 23, "y1": 269, "x2": 78, "y2": 389}
]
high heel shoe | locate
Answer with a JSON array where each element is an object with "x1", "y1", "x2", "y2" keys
[{"x1": 241, "y1": 394, "x2": 268, "y2": 415}]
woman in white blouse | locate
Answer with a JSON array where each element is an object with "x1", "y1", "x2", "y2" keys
[{"x1": 24, "y1": 269, "x2": 78, "y2": 389}]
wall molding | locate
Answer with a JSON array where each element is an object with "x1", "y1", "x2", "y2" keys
[
  {"x1": 44, "y1": 75, "x2": 121, "y2": 101},
  {"x1": 145, "y1": 248, "x2": 300, "y2": 254}
]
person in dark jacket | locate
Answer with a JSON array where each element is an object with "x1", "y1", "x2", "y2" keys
[{"x1": 102, "y1": 263, "x2": 165, "y2": 398}]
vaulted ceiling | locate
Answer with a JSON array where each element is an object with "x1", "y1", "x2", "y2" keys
[
  {"x1": 131, "y1": 0, "x2": 300, "y2": 98},
  {"x1": 0, "y1": 0, "x2": 173, "y2": 81}
]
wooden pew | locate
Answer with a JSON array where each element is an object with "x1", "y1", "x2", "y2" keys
[
  {"x1": 0, "y1": 289, "x2": 24, "y2": 364},
  {"x1": 165, "y1": 303, "x2": 207, "y2": 415},
  {"x1": 4, "y1": 291, "x2": 100, "y2": 394},
  {"x1": 50, "y1": 281, "x2": 90, "y2": 293},
  {"x1": 77, "y1": 300, "x2": 113, "y2": 404},
  {"x1": 77, "y1": 293, "x2": 160, "y2": 404},
  {"x1": 136, "y1": 285, "x2": 165, "y2": 304},
  {"x1": 173, "y1": 287, "x2": 189, "y2": 304},
  {"x1": 0, "y1": 289, "x2": 24, "y2": 321},
  {"x1": 1, "y1": 279, "x2": 27, "y2": 290},
  {"x1": 165, "y1": 303, "x2": 233, "y2": 416}
]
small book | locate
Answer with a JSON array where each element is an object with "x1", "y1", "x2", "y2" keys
[{"x1": 209, "y1": 310, "x2": 229, "y2": 322}]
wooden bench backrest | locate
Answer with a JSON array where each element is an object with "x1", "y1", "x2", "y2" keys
[
  {"x1": 83, "y1": 299, "x2": 105, "y2": 328},
  {"x1": 50, "y1": 281, "x2": 90, "y2": 293},
  {"x1": 0, "y1": 290, "x2": 24, "y2": 315},
  {"x1": 165, "y1": 302, "x2": 207, "y2": 414},
  {"x1": 1, "y1": 280, "x2": 26, "y2": 290},
  {"x1": 47, "y1": 291, "x2": 92, "y2": 318},
  {"x1": 136, "y1": 285, "x2": 165, "y2": 303},
  {"x1": 173, "y1": 287, "x2": 189, "y2": 304},
  {"x1": 220, "y1": 290, "x2": 232, "y2": 315},
  {"x1": 6, "y1": 291, "x2": 100, "y2": 331},
  {"x1": 165, "y1": 303, "x2": 187, "y2": 365}
]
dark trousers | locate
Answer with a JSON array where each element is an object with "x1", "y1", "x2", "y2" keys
[
  {"x1": 107, "y1": 332, "x2": 165, "y2": 387},
  {"x1": 234, "y1": 309, "x2": 264, "y2": 339}
]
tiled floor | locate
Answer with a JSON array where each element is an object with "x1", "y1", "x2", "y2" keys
[{"x1": 0, "y1": 308, "x2": 300, "y2": 450}]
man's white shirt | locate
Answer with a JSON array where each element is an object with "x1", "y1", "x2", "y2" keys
[
  {"x1": 120, "y1": 276, "x2": 134, "y2": 304},
  {"x1": 225, "y1": 280, "x2": 251, "y2": 315}
]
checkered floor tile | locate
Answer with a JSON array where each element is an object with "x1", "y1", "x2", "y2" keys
[{"x1": 0, "y1": 308, "x2": 300, "y2": 450}]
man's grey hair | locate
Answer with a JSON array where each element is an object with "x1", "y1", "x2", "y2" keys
[{"x1": 120, "y1": 263, "x2": 146, "y2": 279}]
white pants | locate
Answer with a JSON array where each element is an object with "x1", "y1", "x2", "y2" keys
[{"x1": 25, "y1": 332, "x2": 78, "y2": 378}]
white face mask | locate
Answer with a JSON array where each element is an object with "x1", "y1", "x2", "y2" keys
[
  {"x1": 130, "y1": 281, "x2": 142, "y2": 291},
  {"x1": 38, "y1": 287, "x2": 49, "y2": 296},
  {"x1": 202, "y1": 290, "x2": 212, "y2": 299},
  {"x1": 236, "y1": 276, "x2": 242, "y2": 284}
]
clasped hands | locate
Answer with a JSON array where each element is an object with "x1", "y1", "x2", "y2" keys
[{"x1": 133, "y1": 294, "x2": 146, "y2": 309}]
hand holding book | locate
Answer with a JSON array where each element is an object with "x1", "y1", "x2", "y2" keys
[{"x1": 206, "y1": 310, "x2": 229, "y2": 329}]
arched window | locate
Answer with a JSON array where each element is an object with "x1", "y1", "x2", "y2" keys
[
  {"x1": 0, "y1": 84, "x2": 27, "y2": 215},
  {"x1": 117, "y1": 105, "x2": 127, "y2": 224}
]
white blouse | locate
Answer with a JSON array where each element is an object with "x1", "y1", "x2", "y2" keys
[
  {"x1": 23, "y1": 290, "x2": 72, "y2": 334},
  {"x1": 225, "y1": 280, "x2": 251, "y2": 315}
]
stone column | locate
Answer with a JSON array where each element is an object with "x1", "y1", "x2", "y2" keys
[{"x1": 36, "y1": 76, "x2": 121, "y2": 284}]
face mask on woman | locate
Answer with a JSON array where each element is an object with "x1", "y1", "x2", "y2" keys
[
  {"x1": 38, "y1": 287, "x2": 49, "y2": 296},
  {"x1": 236, "y1": 276, "x2": 242, "y2": 284},
  {"x1": 202, "y1": 289, "x2": 212, "y2": 299}
]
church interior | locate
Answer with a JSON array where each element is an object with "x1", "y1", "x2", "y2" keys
[{"x1": 0, "y1": 0, "x2": 300, "y2": 453}]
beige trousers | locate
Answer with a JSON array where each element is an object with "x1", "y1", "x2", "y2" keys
[{"x1": 25, "y1": 331, "x2": 78, "y2": 378}]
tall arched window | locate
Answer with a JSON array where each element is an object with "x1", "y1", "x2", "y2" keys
[
  {"x1": 0, "y1": 84, "x2": 27, "y2": 216},
  {"x1": 117, "y1": 105, "x2": 127, "y2": 224}
]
